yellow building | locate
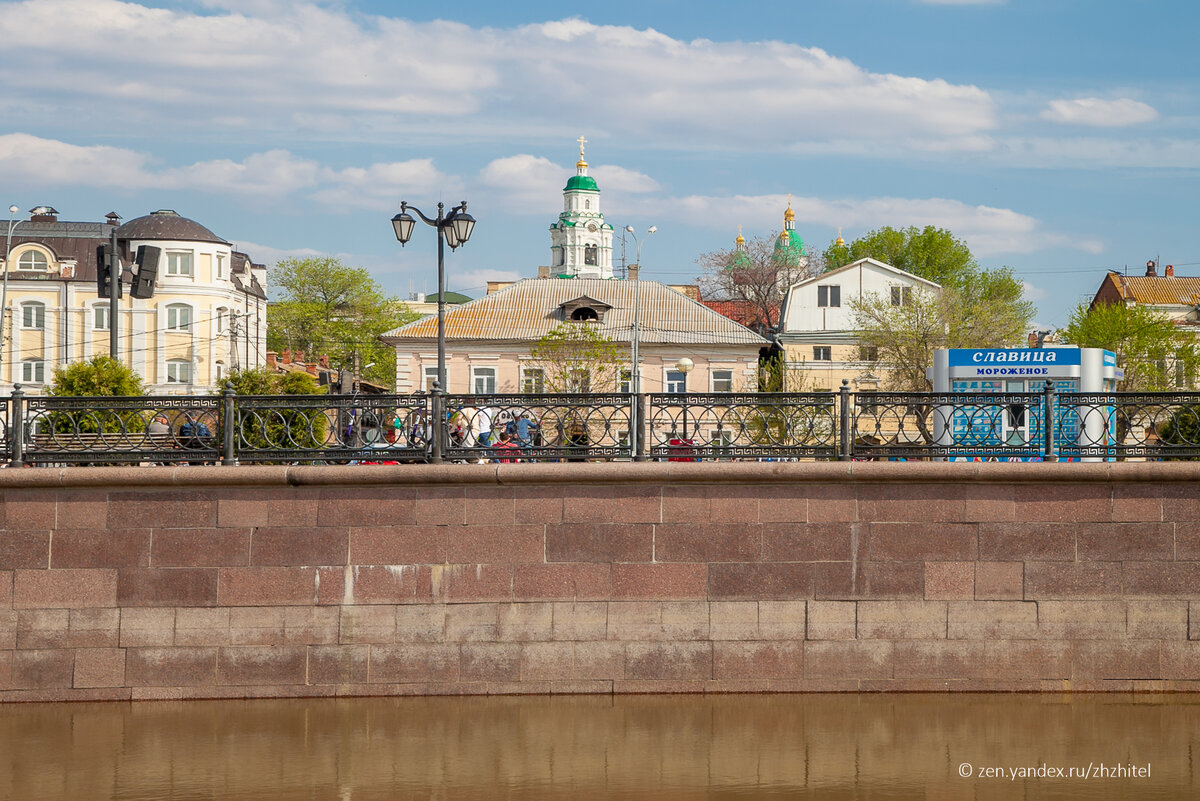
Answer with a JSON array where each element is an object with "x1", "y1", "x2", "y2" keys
[{"x1": 1, "y1": 207, "x2": 267, "y2": 394}]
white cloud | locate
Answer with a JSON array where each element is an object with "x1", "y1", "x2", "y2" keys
[
  {"x1": 478, "y1": 155, "x2": 659, "y2": 215},
  {"x1": 0, "y1": 133, "x2": 153, "y2": 185},
  {"x1": 0, "y1": 1, "x2": 997, "y2": 153},
  {"x1": 1041, "y1": 97, "x2": 1159, "y2": 127},
  {"x1": 1021, "y1": 281, "x2": 1048, "y2": 302}
]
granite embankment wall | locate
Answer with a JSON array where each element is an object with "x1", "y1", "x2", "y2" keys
[{"x1": 2, "y1": 462, "x2": 1199, "y2": 701}]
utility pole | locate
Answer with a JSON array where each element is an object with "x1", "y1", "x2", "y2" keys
[{"x1": 109, "y1": 226, "x2": 120, "y2": 362}]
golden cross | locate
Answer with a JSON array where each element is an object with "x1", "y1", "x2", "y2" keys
[{"x1": 577, "y1": 135, "x2": 587, "y2": 157}]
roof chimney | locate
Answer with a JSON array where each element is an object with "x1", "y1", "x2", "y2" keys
[
  {"x1": 537, "y1": 265, "x2": 551, "y2": 279},
  {"x1": 628, "y1": 264, "x2": 640, "y2": 281},
  {"x1": 1146, "y1": 259, "x2": 1158, "y2": 277},
  {"x1": 29, "y1": 206, "x2": 59, "y2": 223},
  {"x1": 1028, "y1": 332, "x2": 1038, "y2": 348},
  {"x1": 266, "y1": 351, "x2": 277, "y2": 368},
  {"x1": 1166, "y1": 264, "x2": 1175, "y2": 277}
]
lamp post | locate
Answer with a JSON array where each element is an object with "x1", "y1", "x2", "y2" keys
[
  {"x1": 675, "y1": 356, "x2": 694, "y2": 440},
  {"x1": 391, "y1": 200, "x2": 476, "y2": 463},
  {"x1": 623, "y1": 225, "x2": 656, "y2": 396},
  {"x1": 2, "y1": 205, "x2": 22, "y2": 385}
]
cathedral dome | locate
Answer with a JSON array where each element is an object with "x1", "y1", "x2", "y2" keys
[{"x1": 564, "y1": 174, "x2": 599, "y2": 192}]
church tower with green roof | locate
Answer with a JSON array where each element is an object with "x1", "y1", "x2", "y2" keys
[
  {"x1": 773, "y1": 196, "x2": 809, "y2": 270},
  {"x1": 549, "y1": 136, "x2": 615, "y2": 278}
]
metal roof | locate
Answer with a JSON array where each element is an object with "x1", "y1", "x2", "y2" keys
[
  {"x1": 1104, "y1": 274, "x2": 1200, "y2": 306},
  {"x1": 381, "y1": 278, "x2": 768, "y2": 346}
]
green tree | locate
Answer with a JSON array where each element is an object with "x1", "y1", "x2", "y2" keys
[
  {"x1": 1059, "y1": 302, "x2": 1200, "y2": 392},
  {"x1": 527, "y1": 322, "x2": 624, "y2": 393},
  {"x1": 697, "y1": 234, "x2": 813, "y2": 336},
  {"x1": 267, "y1": 257, "x2": 418, "y2": 389},
  {"x1": 224, "y1": 367, "x2": 329, "y2": 457},
  {"x1": 827, "y1": 226, "x2": 1034, "y2": 390},
  {"x1": 49, "y1": 355, "x2": 144, "y2": 397}
]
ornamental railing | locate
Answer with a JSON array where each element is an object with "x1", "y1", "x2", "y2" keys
[{"x1": 6, "y1": 382, "x2": 1200, "y2": 465}]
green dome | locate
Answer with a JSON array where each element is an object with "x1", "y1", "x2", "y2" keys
[
  {"x1": 726, "y1": 249, "x2": 754, "y2": 271},
  {"x1": 565, "y1": 175, "x2": 599, "y2": 192},
  {"x1": 774, "y1": 230, "x2": 807, "y2": 266}
]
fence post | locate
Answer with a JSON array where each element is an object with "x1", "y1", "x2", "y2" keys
[
  {"x1": 430, "y1": 385, "x2": 445, "y2": 464},
  {"x1": 838, "y1": 379, "x2": 852, "y2": 461},
  {"x1": 221, "y1": 383, "x2": 236, "y2": 466},
  {"x1": 1042, "y1": 379, "x2": 1057, "y2": 462},
  {"x1": 9, "y1": 383, "x2": 23, "y2": 467},
  {"x1": 633, "y1": 393, "x2": 648, "y2": 461}
]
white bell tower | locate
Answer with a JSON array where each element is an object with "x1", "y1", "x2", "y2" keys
[{"x1": 549, "y1": 136, "x2": 614, "y2": 279}]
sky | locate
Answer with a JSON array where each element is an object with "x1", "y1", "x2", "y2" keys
[{"x1": 0, "y1": 0, "x2": 1197, "y2": 330}]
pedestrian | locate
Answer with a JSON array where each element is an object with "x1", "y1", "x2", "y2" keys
[{"x1": 493, "y1": 430, "x2": 520, "y2": 463}]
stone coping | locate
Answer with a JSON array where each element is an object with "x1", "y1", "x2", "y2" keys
[{"x1": 0, "y1": 460, "x2": 1197, "y2": 489}]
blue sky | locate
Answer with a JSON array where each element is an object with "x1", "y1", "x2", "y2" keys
[{"x1": 1, "y1": 0, "x2": 1197, "y2": 329}]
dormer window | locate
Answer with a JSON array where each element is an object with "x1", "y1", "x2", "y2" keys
[
  {"x1": 571, "y1": 307, "x2": 598, "y2": 322},
  {"x1": 18, "y1": 250, "x2": 49, "y2": 271},
  {"x1": 559, "y1": 295, "x2": 612, "y2": 324}
]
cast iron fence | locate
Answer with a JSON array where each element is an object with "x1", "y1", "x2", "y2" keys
[{"x1": 5, "y1": 381, "x2": 1200, "y2": 465}]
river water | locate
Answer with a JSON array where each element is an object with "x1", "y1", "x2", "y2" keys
[{"x1": 2, "y1": 693, "x2": 1197, "y2": 799}]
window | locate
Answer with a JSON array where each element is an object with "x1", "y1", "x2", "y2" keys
[
  {"x1": 215, "y1": 308, "x2": 227, "y2": 334},
  {"x1": 522, "y1": 367, "x2": 545, "y2": 394},
  {"x1": 216, "y1": 254, "x2": 226, "y2": 280},
  {"x1": 584, "y1": 244, "x2": 598, "y2": 266},
  {"x1": 817, "y1": 285, "x2": 840, "y2": 307},
  {"x1": 167, "y1": 359, "x2": 192, "y2": 384},
  {"x1": 665, "y1": 369, "x2": 687, "y2": 394},
  {"x1": 712, "y1": 369, "x2": 734, "y2": 392},
  {"x1": 570, "y1": 307, "x2": 598, "y2": 322},
  {"x1": 216, "y1": 362, "x2": 225, "y2": 382},
  {"x1": 166, "y1": 251, "x2": 193, "y2": 277},
  {"x1": 22, "y1": 302, "x2": 45, "y2": 329},
  {"x1": 424, "y1": 366, "x2": 439, "y2": 391},
  {"x1": 568, "y1": 369, "x2": 590, "y2": 393},
  {"x1": 18, "y1": 250, "x2": 48, "y2": 271},
  {"x1": 472, "y1": 366, "x2": 496, "y2": 394},
  {"x1": 93, "y1": 305, "x2": 109, "y2": 331},
  {"x1": 585, "y1": 200, "x2": 590, "y2": 210},
  {"x1": 813, "y1": 346, "x2": 832, "y2": 361},
  {"x1": 859, "y1": 346, "x2": 879, "y2": 362},
  {"x1": 166, "y1": 304, "x2": 192, "y2": 331},
  {"x1": 620, "y1": 368, "x2": 633, "y2": 394},
  {"x1": 22, "y1": 359, "x2": 44, "y2": 383},
  {"x1": 890, "y1": 286, "x2": 913, "y2": 307}
]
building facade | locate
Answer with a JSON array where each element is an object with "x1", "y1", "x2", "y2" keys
[
  {"x1": 776, "y1": 257, "x2": 942, "y2": 392},
  {"x1": 1, "y1": 207, "x2": 267, "y2": 394}
]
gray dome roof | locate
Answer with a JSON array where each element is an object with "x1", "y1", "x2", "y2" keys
[{"x1": 116, "y1": 209, "x2": 228, "y2": 245}]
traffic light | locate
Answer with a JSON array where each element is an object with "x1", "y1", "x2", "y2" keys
[
  {"x1": 130, "y1": 245, "x2": 161, "y2": 299},
  {"x1": 95, "y1": 244, "x2": 122, "y2": 299}
]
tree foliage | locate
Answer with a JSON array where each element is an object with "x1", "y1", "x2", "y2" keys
[
  {"x1": 49, "y1": 356, "x2": 144, "y2": 397},
  {"x1": 527, "y1": 322, "x2": 624, "y2": 393},
  {"x1": 1059, "y1": 301, "x2": 1200, "y2": 392},
  {"x1": 827, "y1": 226, "x2": 1034, "y2": 390},
  {"x1": 267, "y1": 257, "x2": 418, "y2": 389},
  {"x1": 224, "y1": 367, "x2": 328, "y2": 455},
  {"x1": 696, "y1": 234, "x2": 814, "y2": 336}
]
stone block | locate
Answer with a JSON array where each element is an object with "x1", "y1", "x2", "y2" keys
[
  {"x1": 1160, "y1": 642, "x2": 1200, "y2": 680},
  {"x1": 893, "y1": 641, "x2": 991, "y2": 679},
  {"x1": 869, "y1": 523, "x2": 978, "y2": 562},
  {"x1": 125, "y1": 647, "x2": 218, "y2": 686},
  {"x1": 1024, "y1": 562, "x2": 1122, "y2": 599},
  {"x1": 307, "y1": 644, "x2": 369, "y2": 685},
  {"x1": 11, "y1": 649, "x2": 74, "y2": 689},
  {"x1": 1127, "y1": 600, "x2": 1187, "y2": 640},
  {"x1": 979, "y1": 523, "x2": 1076, "y2": 561},
  {"x1": 414, "y1": 487, "x2": 465, "y2": 526},
  {"x1": 806, "y1": 485, "x2": 858, "y2": 522},
  {"x1": 974, "y1": 561, "x2": 1023, "y2": 600},
  {"x1": 1020, "y1": 483, "x2": 1112, "y2": 523},
  {"x1": 348, "y1": 526, "x2": 446, "y2": 565},
  {"x1": 961, "y1": 484, "x2": 1017, "y2": 523},
  {"x1": 462, "y1": 487, "x2": 516, "y2": 526},
  {"x1": 445, "y1": 524, "x2": 544, "y2": 564},
  {"x1": 565, "y1": 485, "x2": 660, "y2": 524},
  {"x1": 340, "y1": 605, "x2": 397, "y2": 644},
  {"x1": 858, "y1": 484, "x2": 965, "y2": 523},
  {"x1": 545, "y1": 523, "x2": 653, "y2": 563},
  {"x1": 761, "y1": 522, "x2": 856, "y2": 562},
  {"x1": 1074, "y1": 641, "x2": 1161, "y2": 680},
  {"x1": 857, "y1": 600, "x2": 947, "y2": 639},
  {"x1": 709, "y1": 601, "x2": 760, "y2": 640},
  {"x1": 655, "y1": 523, "x2": 761, "y2": 563},
  {"x1": 3, "y1": 491, "x2": 57, "y2": 530},
  {"x1": 317, "y1": 487, "x2": 417, "y2": 527},
  {"x1": 215, "y1": 489, "x2": 271, "y2": 528},
  {"x1": 608, "y1": 601, "x2": 707, "y2": 641},
  {"x1": 661, "y1": 486, "x2": 711, "y2": 523},
  {"x1": 1123, "y1": 562, "x2": 1200, "y2": 598},
  {"x1": 68, "y1": 608, "x2": 120, "y2": 647},
  {"x1": 611, "y1": 563, "x2": 707, "y2": 600},
  {"x1": 947, "y1": 601, "x2": 1037, "y2": 640},
  {"x1": 13, "y1": 568, "x2": 117, "y2": 609},
  {"x1": 432, "y1": 564, "x2": 513, "y2": 602},
  {"x1": 806, "y1": 601, "x2": 855, "y2": 640},
  {"x1": 0, "y1": 531, "x2": 49, "y2": 569},
  {"x1": 218, "y1": 646, "x2": 307, "y2": 685},
  {"x1": 571, "y1": 641, "x2": 625, "y2": 679},
  {"x1": 54, "y1": 490, "x2": 109, "y2": 530},
  {"x1": 758, "y1": 600, "x2": 807, "y2": 639},
  {"x1": 444, "y1": 603, "x2": 499, "y2": 642},
  {"x1": 1078, "y1": 523, "x2": 1173, "y2": 562},
  {"x1": 709, "y1": 563, "x2": 813, "y2": 600},
  {"x1": 394, "y1": 605, "x2": 445, "y2": 643},
  {"x1": 1037, "y1": 601, "x2": 1127, "y2": 640},
  {"x1": 16, "y1": 608, "x2": 68, "y2": 649},
  {"x1": 174, "y1": 607, "x2": 230, "y2": 646},
  {"x1": 803, "y1": 640, "x2": 892, "y2": 679},
  {"x1": 551, "y1": 602, "x2": 608, "y2": 641},
  {"x1": 0, "y1": 570, "x2": 10, "y2": 608},
  {"x1": 1111, "y1": 485, "x2": 1163, "y2": 523},
  {"x1": 50, "y1": 529, "x2": 151, "y2": 568},
  {"x1": 713, "y1": 641, "x2": 803, "y2": 679},
  {"x1": 267, "y1": 488, "x2": 319, "y2": 526},
  {"x1": 118, "y1": 568, "x2": 218, "y2": 607},
  {"x1": 757, "y1": 486, "x2": 809, "y2": 524},
  {"x1": 512, "y1": 564, "x2": 611, "y2": 601},
  {"x1": 624, "y1": 642, "x2": 711, "y2": 680},
  {"x1": 108, "y1": 490, "x2": 218, "y2": 529},
  {"x1": 985, "y1": 641, "x2": 1072, "y2": 681},
  {"x1": 151, "y1": 528, "x2": 251, "y2": 567},
  {"x1": 1177, "y1": 523, "x2": 1200, "y2": 561},
  {"x1": 497, "y1": 602, "x2": 554, "y2": 642},
  {"x1": 73, "y1": 648, "x2": 125, "y2": 688},
  {"x1": 925, "y1": 562, "x2": 974, "y2": 600},
  {"x1": 217, "y1": 567, "x2": 319, "y2": 606},
  {"x1": 519, "y1": 641, "x2": 574, "y2": 680},
  {"x1": 708, "y1": 486, "x2": 761, "y2": 523},
  {"x1": 250, "y1": 527, "x2": 348, "y2": 567},
  {"x1": 119, "y1": 608, "x2": 176, "y2": 647},
  {"x1": 460, "y1": 643, "x2": 522, "y2": 681},
  {"x1": 346, "y1": 565, "x2": 432, "y2": 605},
  {"x1": 369, "y1": 643, "x2": 459, "y2": 683},
  {"x1": 513, "y1": 487, "x2": 564, "y2": 523}
]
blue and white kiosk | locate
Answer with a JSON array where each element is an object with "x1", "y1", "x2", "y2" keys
[{"x1": 927, "y1": 347, "x2": 1124, "y2": 460}]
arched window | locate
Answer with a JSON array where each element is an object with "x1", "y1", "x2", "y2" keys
[
  {"x1": 584, "y1": 244, "x2": 597, "y2": 266},
  {"x1": 215, "y1": 307, "x2": 228, "y2": 334},
  {"x1": 570, "y1": 307, "x2": 598, "y2": 322},
  {"x1": 21, "y1": 301, "x2": 45, "y2": 329},
  {"x1": 585, "y1": 199, "x2": 590, "y2": 210},
  {"x1": 166, "y1": 304, "x2": 192, "y2": 332},
  {"x1": 18, "y1": 250, "x2": 48, "y2": 271}
]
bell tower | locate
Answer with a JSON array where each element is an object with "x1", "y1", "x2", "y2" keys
[{"x1": 549, "y1": 136, "x2": 614, "y2": 278}]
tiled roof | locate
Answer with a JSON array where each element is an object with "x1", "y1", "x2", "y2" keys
[
  {"x1": 381, "y1": 278, "x2": 767, "y2": 346},
  {"x1": 1102, "y1": 273, "x2": 1200, "y2": 306}
]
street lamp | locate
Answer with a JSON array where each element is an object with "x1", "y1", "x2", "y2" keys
[
  {"x1": 2, "y1": 205, "x2": 23, "y2": 385},
  {"x1": 391, "y1": 200, "x2": 476, "y2": 463},
  {"x1": 675, "y1": 356, "x2": 694, "y2": 440}
]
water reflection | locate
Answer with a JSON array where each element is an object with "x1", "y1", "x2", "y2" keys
[{"x1": 2, "y1": 694, "x2": 1198, "y2": 800}]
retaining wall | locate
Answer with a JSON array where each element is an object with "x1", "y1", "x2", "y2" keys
[{"x1": 2, "y1": 462, "x2": 1199, "y2": 701}]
